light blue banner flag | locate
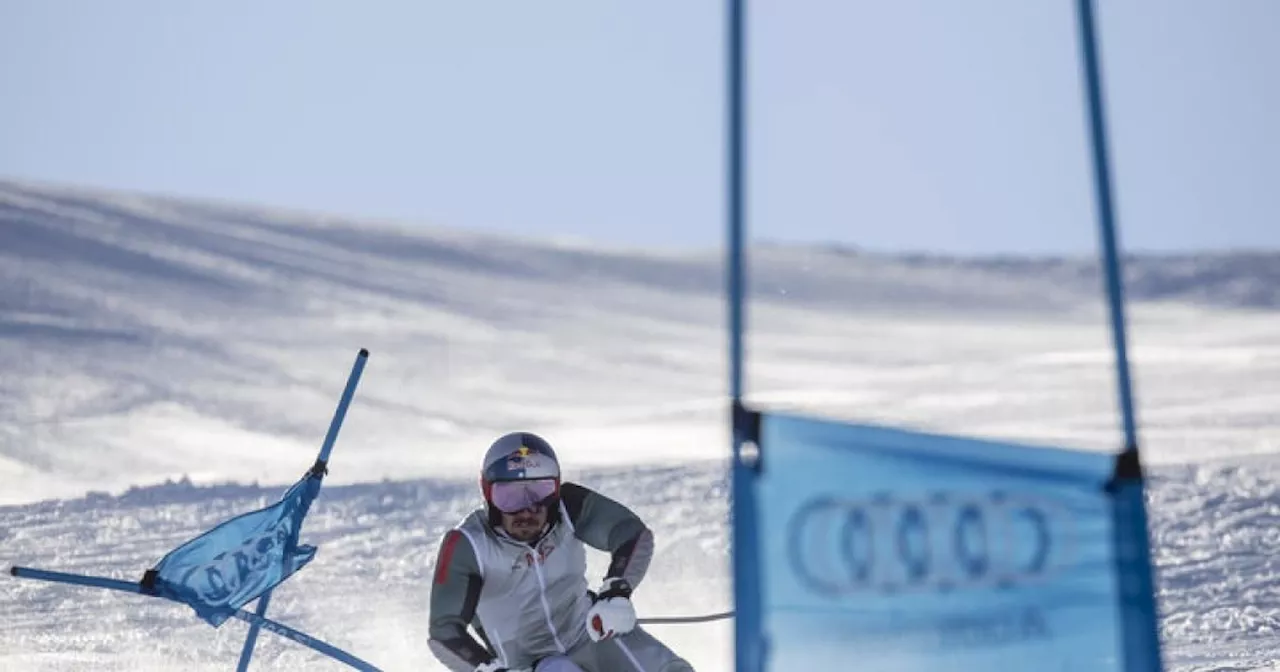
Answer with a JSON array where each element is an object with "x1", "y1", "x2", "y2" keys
[
  {"x1": 742, "y1": 410, "x2": 1162, "y2": 671},
  {"x1": 7, "y1": 350, "x2": 374, "y2": 669},
  {"x1": 145, "y1": 472, "x2": 323, "y2": 627}
]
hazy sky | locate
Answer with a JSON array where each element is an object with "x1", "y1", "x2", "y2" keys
[{"x1": 2, "y1": 1, "x2": 1277, "y2": 254}]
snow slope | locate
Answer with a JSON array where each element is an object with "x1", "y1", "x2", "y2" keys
[{"x1": 2, "y1": 179, "x2": 1279, "y2": 670}]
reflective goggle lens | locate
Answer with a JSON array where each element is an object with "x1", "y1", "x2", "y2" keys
[{"x1": 489, "y1": 478, "x2": 558, "y2": 513}]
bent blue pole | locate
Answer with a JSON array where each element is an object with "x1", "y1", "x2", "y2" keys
[
  {"x1": 237, "y1": 592, "x2": 274, "y2": 672},
  {"x1": 231, "y1": 609, "x2": 382, "y2": 672},
  {"x1": 316, "y1": 348, "x2": 371, "y2": 468},
  {"x1": 8, "y1": 566, "x2": 382, "y2": 671},
  {"x1": 236, "y1": 348, "x2": 369, "y2": 672},
  {"x1": 9, "y1": 565, "x2": 141, "y2": 593}
]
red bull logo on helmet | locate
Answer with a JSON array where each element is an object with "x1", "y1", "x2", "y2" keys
[{"x1": 506, "y1": 445, "x2": 544, "y2": 472}]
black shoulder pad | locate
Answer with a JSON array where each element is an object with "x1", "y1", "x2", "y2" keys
[{"x1": 560, "y1": 481, "x2": 590, "y2": 525}]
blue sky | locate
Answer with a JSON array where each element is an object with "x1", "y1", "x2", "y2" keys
[{"x1": 1, "y1": 1, "x2": 1277, "y2": 254}]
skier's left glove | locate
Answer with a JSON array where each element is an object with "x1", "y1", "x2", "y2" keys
[{"x1": 586, "y1": 577, "x2": 637, "y2": 642}]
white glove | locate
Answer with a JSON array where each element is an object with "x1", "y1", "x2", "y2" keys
[
  {"x1": 586, "y1": 577, "x2": 637, "y2": 642},
  {"x1": 474, "y1": 661, "x2": 530, "y2": 672}
]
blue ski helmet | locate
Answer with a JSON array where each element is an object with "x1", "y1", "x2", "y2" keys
[{"x1": 480, "y1": 432, "x2": 562, "y2": 524}]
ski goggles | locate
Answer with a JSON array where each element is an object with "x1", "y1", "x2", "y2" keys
[{"x1": 488, "y1": 478, "x2": 559, "y2": 513}]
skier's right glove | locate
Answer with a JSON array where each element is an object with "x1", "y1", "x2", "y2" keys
[{"x1": 474, "y1": 662, "x2": 530, "y2": 672}]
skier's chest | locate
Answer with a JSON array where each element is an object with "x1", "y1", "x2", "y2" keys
[{"x1": 481, "y1": 529, "x2": 585, "y2": 592}]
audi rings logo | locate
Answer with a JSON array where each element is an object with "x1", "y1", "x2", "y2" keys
[{"x1": 787, "y1": 491, "x2": 1074, "y2": 596}]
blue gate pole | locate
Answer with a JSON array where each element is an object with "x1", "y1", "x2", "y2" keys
[
  {"x1": 725, "y1": 2, "x2": 763, "y2": 671},
  {"x1": 1074, "y1": 2, "x2": 1164, "y2": 669},
  {"x1": 236, "y1": 348, "x2": 370, "y2": 672},
  {"x1": 726, "y1": 2, "x2": 746, "y2": 408},
  {"x1": 1075, "y1": 0, "x2": 1139, "y2": 451}
]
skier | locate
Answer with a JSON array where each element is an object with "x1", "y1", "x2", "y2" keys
[{"x1": 427, "y1": 431, "x2": 695, "y2": 672}]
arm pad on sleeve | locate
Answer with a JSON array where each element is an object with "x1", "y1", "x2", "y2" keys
[{"x1": 428, "y1": 530, "x2": 495, "y2": 672}]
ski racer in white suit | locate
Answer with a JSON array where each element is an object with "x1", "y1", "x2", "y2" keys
[{"x1": 428, "y1": 432, "x2": 695, "y2": 672}]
